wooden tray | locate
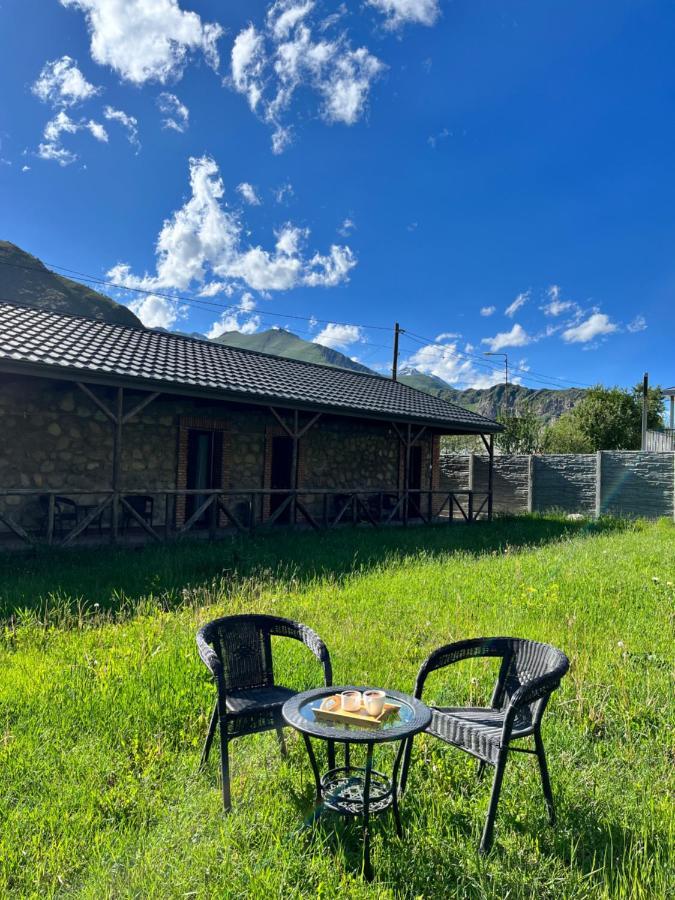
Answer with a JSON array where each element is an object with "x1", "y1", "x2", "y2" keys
[{"x1": 313, "y1": 694, "x2": 401, "y2": 728}]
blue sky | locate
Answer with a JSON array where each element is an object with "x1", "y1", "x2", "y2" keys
[{"x1": 1, "y1": 0, "x2": 674, "y2": 392}]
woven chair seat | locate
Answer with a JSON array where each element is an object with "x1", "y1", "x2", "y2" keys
[
  {"x1": 226, "y1": 686, "x2": 296, "y2": 714},
  {"x1": 429, "y1": 706, "x2": 534, "y2": 764}
]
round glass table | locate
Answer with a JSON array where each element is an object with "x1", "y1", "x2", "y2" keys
[{"x1": 282, "y1": 686, "x2": 431, "y2": 880}]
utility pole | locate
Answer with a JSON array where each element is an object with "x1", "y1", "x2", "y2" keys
[
  {"x1": 484, "y1": 351, "x2": 509, "y2": 412},
  {"x1": 392, "y1": 322, "x2": 403, "y2": 381},
  {"x1": 641, "y1": 372, "x2": 649, "y2": 450}
]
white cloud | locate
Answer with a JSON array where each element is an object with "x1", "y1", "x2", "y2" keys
[
  {"x1": 541, "y1": 285, "x2": 575, "y2": 317},
  {"x1": 504, "y1": 291, "x2": 529, "y2": 318},
  {"x1": 368, "y1": 0, "x2": 440, "y2": 29},
  {"x1": 60, "y1": 0, "x2": 223, "y2": 85},
  {"x1": 157, "y1": 92, "x2": 189, "y2": 132},
  {"x1": 562, "y1": 313, "x2": 617, "y2": 344},
  {"x1": 22, "y1": 165, "x2": 31, "y2": 173},
  {"x1": 627, "y1": 314, "x2": 647, "y2": 333},
  {"x1": 237, "y1": 182, "x2": 261, "y2": 205},
  {"x1": 313, "y1": 323, "x2": 364, "y2": 350},
  {"x1": 403, "y1": 341, "x2": 499, "y2": 389},
  {"x1": 229, "y1": 3, "x2": 383, "y2": 152},
  {"x1": 427, "y1": 126, "x2": 449, "y2": 149},
  {"x1": 128, "y1": 294, "x2": 187, "y2": 329},
  {"x1": 103, "y1": 106, "x2": 140, "y2": 150},
  {"x1": 339, "y1": 217, "x2": 355, "y2": 236},
  {"x1": 435, "y1": 332, "x2": 461, "y2": 342},
  {"x1": 108, "y1": 155, "x2": 356, "y2": 296},
  {"x1": 480, "y1": 305, "x2": 495, "y2": 317},
  {"x1": 274, "y1": 182, "x2": 294, "y2": 203},
  {"x1": 38, "y1": 110, "x2": 107, "y2": 164},
  {"x1": 482, "y1": 323, "x2": 533, "y2": 352},
  {"x1": 206, "y1": 294, "x2": 260, "y2": 339},
  {"x1": 32, "y1": 56, "x2": 100, "y2": 107}
]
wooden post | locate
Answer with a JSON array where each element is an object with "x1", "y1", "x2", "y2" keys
[
  {"x1": 404, "y1": 423, "x2": 411, "y2": 526},
  {"x1": 47, "y1": 493, "x2": 55, "y2": 545},
  {"x1": 595, "y1": 450, "x2": 603, "y2": 518},
  {"x1": 670, "y1": 395, "x2": 674, "y2": 431},
  {"x1": 487, "y1": 435, "x2": 494, "y2": 522},
  {"x1": 291, "y1": 409, "x2": 299, "y2": 525},
  {"x1": 527, "y1": 455, "x2": 534, "y2": 513},
  {"x1": 111, "y1": 387, "x2": 123, "y2": 542}
]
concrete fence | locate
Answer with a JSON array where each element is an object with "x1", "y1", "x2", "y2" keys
[{"x1": 440, "y1": 451, "x2": 675, "y2": 519}]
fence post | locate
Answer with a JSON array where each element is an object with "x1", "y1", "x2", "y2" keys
[
  {"x1": 595, "y1": 450, "x2": 603, "y2": 518},
  {"x1": 527, "y1": 455, "x2": 534, "y2": 513}
]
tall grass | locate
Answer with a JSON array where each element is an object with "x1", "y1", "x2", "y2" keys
[{"x1": 0, "y1": 516, "x2": 673, "y2": 898}]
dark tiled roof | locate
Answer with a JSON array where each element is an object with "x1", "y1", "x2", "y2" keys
[{"x1": 0, "y1": 301, "x2": 501, "y2": 432}]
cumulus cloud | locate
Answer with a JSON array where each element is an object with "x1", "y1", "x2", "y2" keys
[
  {"x1": 368, "y1": 0, "x2": 440, "y2": 29},
  {"x1": 403, "y1": 341, "x2": 500, "y2": 389},
  {"x1": 128, "y1": 294, "x2": 187, "y2": 329},
  {"x1": 32, "y1": 56, "x2": 100, "y2": 107},
  {"x1": 480, "y1": 305, "x2": 495, "y2": 317},
  {"x1": 157, "y1": 92, "x2": 189, "y2": 132},
  {"x1": 103, "y1": 106, "x2": 140, "y2": 150},
  {"x1": 38, "y1": 110, "x2": 108, "y2": 165},
  {"x1": 339, "y1": 217, "x2": 355, "y2": 236},
  {"x1": 482, "y1": 323, "x2": 533, "y2": 352},
  {"x1": 60, "y1": 0, "x2": 223, "y2": 84},
  {"x1": 627, "y1": 314, "x2": 647, "y2": 333},
  {"x1": 505, "y1": 291, "x2": 529, "y2": 318},
  {"x1": 108, "y1": 155, "x2": 356, "y2": 297},
  {"x1": 237, "y1": 182, "x2": 261, "y2": 205},
  {"x1": 206, "y1": 293, "x2": 260, "y2": 339},
  {"x1": 229, "y1": 1, "x2": 384, "y2": 152},
  {"x1": 562, "y1": 313, "x2": 617, "y2": 344},
  {"x1": 313, "y1": 323, "x2": 364, "y2": 350}
]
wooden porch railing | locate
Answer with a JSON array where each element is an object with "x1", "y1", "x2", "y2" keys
[{"x1": 0, "y1": 487, "x2": 493, "y2": 547}]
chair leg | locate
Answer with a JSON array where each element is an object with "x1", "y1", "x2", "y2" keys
[
  {"x1": 199, "y1": 702, "x2": 219, "y2": 770},
  {"x1": 276, "y1": 725, "x2": 288, "y2": 758},
  {"x1": 479, "y1": 753, "x2": 507, "y2": 855},
  {"x1": 476, "y1": 760, "x2": 486, "y2": 781},
  {"x1": 535, "y1": 730, "x2": 555, "y2": 826},
  {"x1": 398, "y1": 736, "x2": 414, "y2": 794},
  {"x1": 218, "y1": 711, "x2": 231, "y2": 812}
]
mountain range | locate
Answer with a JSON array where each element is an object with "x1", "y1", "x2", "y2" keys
[{"x1": 0, "y1": 241, "x2": 584, "y2": 422}]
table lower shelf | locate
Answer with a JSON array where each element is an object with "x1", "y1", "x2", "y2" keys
[{"x1": 320, "y1": 766, "x2": 394, "y2": 817}]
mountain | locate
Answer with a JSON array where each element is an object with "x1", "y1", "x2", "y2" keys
[
  {"x1": 397, "y1": 368, "x2": 585, "y2": 422},
  {"x1": 0, "y1": 241, "x2": 142, "y2": 328},
  {"x1": 213, "y1": 328, "x2": 374, "y2": 374}
]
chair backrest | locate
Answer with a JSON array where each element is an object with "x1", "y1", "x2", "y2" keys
[
  {"x1": 496, "y1": 638, "x2": 569, "y2": 725},
  {"x1": 199, "y1": 614, "x2": 323, "y2": 692}
]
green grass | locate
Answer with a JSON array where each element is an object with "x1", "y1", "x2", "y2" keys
[{"x1": 0, "y1": 516, "x2": 673, "y2": 898}]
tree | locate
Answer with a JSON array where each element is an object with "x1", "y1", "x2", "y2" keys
[
  {"x1": 495, "y1": 409, "x2": 544, "y2": 454},
  {"x1": 542, "y1": 384, "x2": 663, "y2": 453}
]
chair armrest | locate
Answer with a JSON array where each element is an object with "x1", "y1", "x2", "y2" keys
[
  {"x1": 295, "y1": 623, "x2": 333, "y2": 687},
  {"x1": 500, "y1": 674, "x2": 561, "y2": 743},
  {"x1": 414, "y1": 637, "x2": 509, "y2": 699},
  {"x1": 196, "y1": 628, "x2": 222, "y2": 677}
]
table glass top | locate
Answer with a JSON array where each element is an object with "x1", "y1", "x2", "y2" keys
[{"x1": 297, "y1": 691, "x2": 416, "y2": 734}]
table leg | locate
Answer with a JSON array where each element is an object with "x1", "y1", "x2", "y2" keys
[
  {"x1": 344, "y1": 742, "x2": 350, "y2": 769},
  {"x1": 302, "y1": 733, "x2": 322, "y2": 804},
  {"x1": 390, "y1": 738, "x2": 406, "y2": 838},
  {"x1": 363, "y1": 741, "x2": 374, "y2": 881}
]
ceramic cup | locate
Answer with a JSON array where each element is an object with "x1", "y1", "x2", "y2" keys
[
  {"x1": 340, "y1": 690, "x2": 362, "y2": 712},
  {"x1": 363, "y1": 689, "x2": 386, "y2": 717}
]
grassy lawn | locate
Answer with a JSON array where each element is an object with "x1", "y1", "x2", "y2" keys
[{"x1": 1, "y1": 516, "x2": 673, "y2": 898}]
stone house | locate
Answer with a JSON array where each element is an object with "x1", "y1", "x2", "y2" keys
[{"x1": 0, "y1": 301, "x2": 501, "y2": 545}]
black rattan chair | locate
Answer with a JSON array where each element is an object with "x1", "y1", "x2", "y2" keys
[
  {"x1": 196, "y1": 614, "x2": 334, "y2": 810},
  {"x1": 400, "y1": 637, "x2": 569, "y2": 853}
]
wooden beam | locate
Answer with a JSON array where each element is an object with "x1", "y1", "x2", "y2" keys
[
  {"x1": 178, "y1": 494, "x2": 216, "y2": 534},
  {"x1": 122, "y1": 392, "x2": 161, "y2": 424},
  {"x1": 0, "y1": 511, "x2": 34, "y2": 544},
  {"x1": 295, "y1": 497, "x2": 320, "y2": 531},
  {"x1": 119, "y1": 496, "x2": 162, "y2": 542},
  {"x1": 269, "y1": 406, "x2": 294, "y2": 438},
  {"x1": 46, "y1": 493, "x2": 55, "y2": 545},
  {"x1": 111, "y1": 387, "x2": 123, "y2": 543},
  {"x1": 76, "y1": 382, "x2": 117, "y2": 423},
  {"x1": 216, "y1": 497, "x2": 248, "y2": 534},
  {"x1": 297, "y1": 412, "x2": 322, "y2": 439},
  {"x1": 60, "y1": 497, "x2": 112, "y2": 547},
  {"x1": 487, "y1": 434, "x2": 494, "y2": 521}
]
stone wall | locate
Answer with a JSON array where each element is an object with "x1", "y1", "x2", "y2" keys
[
  {"x1": 0, "y1": 372, "x2": 439, "y2": 534},
  {"x1": 439, "y1": 448, "x2": 675, "y2": 519}
]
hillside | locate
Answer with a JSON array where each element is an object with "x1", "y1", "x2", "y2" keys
[
  {"x1": 0, "y1": 241, "x2": 142, "y2": 327},
  {"x1": 213, "y1": 328, "x2": 374, "y2": 374},
  {"x1": 398, "y1": 368, "x2": 585, "y2": 422}
]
